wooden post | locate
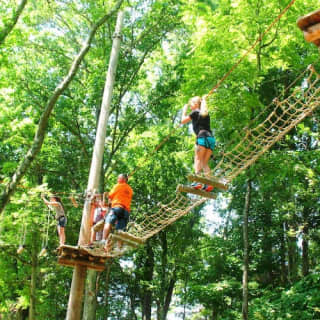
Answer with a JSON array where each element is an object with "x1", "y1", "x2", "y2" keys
[{"x1": 66, "y1": 11, "x2": 124, "y2": 320}]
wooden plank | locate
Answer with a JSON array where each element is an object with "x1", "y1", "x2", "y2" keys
[
  {"x1": 92, "y1": 219, "x2": 104, "y2": 232},
  {"x1": 110, "y1": 234, "x2": 140, "y2": 248},
  {"x1": 303, "y1": 23, "x2": 320, "y2": 44},
  {"x1": 58, "y1": 244, "x2": 108, "y2": 258},
  {"x1": 177, "y1": 184, "x2": 217, "y2": 200},
  {"x1": 297, "y1": 9, "x2": 320, "y2": 30},
  {"x1": 58, "y1": 257, "x2": 105, "y2": 271},
  {"x1": 187, "y1": 174, "x2": 228, "y2": 191},
  {"x1": 115, "y1": 231, "x2": 145, "y2": 244}
]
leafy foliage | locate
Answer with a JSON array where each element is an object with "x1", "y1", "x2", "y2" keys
[{"x1": 1, "y1": 0, "x2": 320, "y2": 319}]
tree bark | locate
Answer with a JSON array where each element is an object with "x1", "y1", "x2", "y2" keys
[
  {"x1": 280, "y1": 222, "x2": 287, "y2": 284},
  {"x1": 0, "y1": 0, "x2": 28, "y2": 46},
  {"x1": 82, "y1": 270, "x2": 98, "y2": 320},
  {"x1": 142, "y1": 242, "x2": 154, "y2": 320},
  {"x1": 162, "y1": 274, "x2": 176, "y2": 320},
  {"x1": 66, "y1": 9, "x2": 124, "y2": 320},
  {"x1": 242, "y1": 180, "x2": 251, "y2": 320},
  {"x1": 0, "y1": 0, "x2": 124, "y2": 215},
  {"x1": 285, "y1": 221, "x2": 298, "y2": 282},
  {"x1": 302, "y1": 207, "x2": 309, "y2": 276},
  {"x1": 104, "y1": 261, "x2": 112, "y2": 318},
  {"x1": 29, "y1": 240, "x2": 38, "y2": 320},
  {"x1": 302, "y1": 225, "x2": 309, "y2": 276},
  {"x1": 156, "y1": 231, "x2": 176, "y2": 320}
]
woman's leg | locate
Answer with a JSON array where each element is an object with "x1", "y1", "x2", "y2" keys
[
  {"x1": 203, "y1": 148, "x2": 213, "y2": 176},
  {"x1": 196, "y1": 145, "x2": 209, "y2": 174},
  {"x1": 57, "y1": 226, "x2": 65, "y2": 246},
  {"x1": 194, "y1": 145, "x2": 202, "y2": 174}
]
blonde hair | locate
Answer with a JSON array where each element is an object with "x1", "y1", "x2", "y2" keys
[
  {"x1": 189, "y1": 96, "x2": 208, "y2": 117},
  {"x1": 188, "y1": 96, "x2": 201, "y2": 107}
]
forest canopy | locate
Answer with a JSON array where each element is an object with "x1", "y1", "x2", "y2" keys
[{"x1": 0, "y1": 0, "x2": 320, "y2": 319}]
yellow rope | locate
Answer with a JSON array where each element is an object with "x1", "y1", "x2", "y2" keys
[{"x1": 113, "y1": 65, "x2": 319, "y2": 255}]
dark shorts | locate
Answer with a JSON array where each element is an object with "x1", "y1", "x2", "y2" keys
[
  {"x1": 105, "y1": 207, "x2": 129, "y2": 231},
  {"x1": 57, "y1": 216, "x2": 67, "y2": 227},
  {"x1": 196, "y1": 136, "x2": 216, "y2": 151}
]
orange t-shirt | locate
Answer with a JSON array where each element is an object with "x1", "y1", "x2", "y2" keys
[{"x1": 109, "y1": 182, "x2": 133, "y2": 212}]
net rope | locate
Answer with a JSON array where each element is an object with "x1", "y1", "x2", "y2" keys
[
  {"x1": 209, "y1": 65, "x2": 320, "y2": 183},
  {"x1": 127, "y1": 193, "x2": 206, "y2": 241},
  {"x1": 114, "y1": 65, "x2": 320, "y2": 252}
]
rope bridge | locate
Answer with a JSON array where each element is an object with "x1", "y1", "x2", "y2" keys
[
  {"x1": 106, "y1": 65, "x2": 320, "y2": 258},
  {"x1": 59, "y1": 65, "x2": 320, "y2": 265},
  {"x1": 67, "y1": 193, "x2": 206, "y2": 262},
  {"x1": 209, "y1": 65, "x2": 320, "y2": 183},
  {"x1": 127, "y1": 193, "x2": 206, "y2": 241},
  {"x1": 58, "y1": 65, "x2": 320, "y2": 266}
]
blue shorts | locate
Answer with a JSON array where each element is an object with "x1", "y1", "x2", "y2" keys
[
  {"x1": 105, "y1": 207, "x2": 129, "y2": 231},
  {"x1": 57, "y1": 216, "x2": 67, "y2": 227},
  {"x1": 196, "y1": 136, "x2": 216, "y2": 151}
]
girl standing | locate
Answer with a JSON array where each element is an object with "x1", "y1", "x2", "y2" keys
[
  {"x1": 42, "y1": 195, "x2": 66, "y2": 246},
  {"x1": 181, "y1": 96, "x2": 216, "y2": 191}
]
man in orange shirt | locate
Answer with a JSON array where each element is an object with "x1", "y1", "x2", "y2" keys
[{"x1": 102, "y1": 173, "x2": 133, "y2": 251}]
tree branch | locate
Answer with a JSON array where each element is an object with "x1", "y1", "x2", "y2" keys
[
  {"x1": 0, "y1": 0, "x2": 124, "y2": 214},
  {"x1": 0, "y1": 0, "x2": 28, "y2": 46}
]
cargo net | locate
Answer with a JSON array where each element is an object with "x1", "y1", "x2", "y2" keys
[
  {"x1": 126, "y1": 192, "x2": 206, "y2": 242},
  {"x1": 104, "y1": 193, "x2": 205, "y2": 257},
  {"x1": 211, "y1": 65, "x2": 320, "y2": 183},
  {"x1": 107, "y1": 65, "x2": 320, "y2": 256}
]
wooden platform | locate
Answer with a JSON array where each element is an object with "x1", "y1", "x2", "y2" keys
[
  {"x1": 177, "y1": 184, "x2": 217, "y2": 200},
  {"x1": 297, "y1": 9, "x2": 320, "y2": 30},
  {"x1": 297, "y1": 9, "x2": 320, "y2": 47},
  {"x1": 57, "y1": 244, "x2": 109, "y2": 271},
  {"x1": 110, "y1": 230, "x2": 144, "y2": 247},
  {"x1": 187, "y1": 174, "x2": 228, "y2": 191},
  {"x1": 57, "y1": 232, "x2": 144, "y2": 270}
]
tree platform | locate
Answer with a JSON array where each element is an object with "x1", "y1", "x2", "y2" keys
[
  {"x1": 176, "y1": 184, "x2": 217, "y2": 200},
  {"x1": 110, "y1": 230, "x2": 144, "y2": 247},
  {"x1": 297, "y1": 9, "x2": 320, "y2": 47},
  {"x1": 57, "y1": 231, "x2": 144, "y2": 270},
  {"x1": 57, "y1": 244, "x2": 109, "y2": 271},
  {"x1": 187, "y1": 174, "x2": 228, "y2": 191}
]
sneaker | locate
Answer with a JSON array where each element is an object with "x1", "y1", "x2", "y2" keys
[
  {"x1": 191, "y1": 182, "x2": 202, "y2": 190},
  {"x1": 205, "y1": 185, "x2": 214, "y2": 192}
]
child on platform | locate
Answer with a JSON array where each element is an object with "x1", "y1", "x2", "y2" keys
[
  {"x1": 181, "y1": 95, "x2": 216, "y2": 191},
  {"x1": 42, "y1": 195, "x2": 67, "y2": 246}
]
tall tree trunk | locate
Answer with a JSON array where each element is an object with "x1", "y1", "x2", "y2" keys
[
  {"x1": 280, "y1": 222, "x2": 287, "y2": 284},
  {"x1": 0, "y1": 0, "x2": 28, "y2": 46},
  {"x1": 0, "y1": 0, "x2": 124, "y2": 215},
  {"x1": 302, "y1": 207, "x2": 309, "y2": 276},
  {"x1": 211, "y1": 307, "x2": 217, "y2": 320},
  {"x1": 162, "y1": 274, "x2": 176, "y2": 320},
  {"x1": 157, "y1": 231, "x2": 176, "y2": 320},
  {"x1": 66, "y1": 9, "x2": 124, "y2": 320},
  {"x1": 142, "y1": 242, "x2": 154, "y2": 320},
  {"x1": 82, "y1": 270, "x2": 98, "y2": 320},
  {"x1": 285, "y1": 222, "x2": 298, "y2": 282},
  {"x1": 29, "y1": 241, "x2": 38, "y2": 320},
  {"x1": 242, "y1": 180, "x2": 251, "y2": 320},
  {"x1": 302, "y1": 226, "x2": 309, "y2": 276}
]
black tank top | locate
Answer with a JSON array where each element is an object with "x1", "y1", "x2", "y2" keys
[{"x1": 189, "y1": 110, "x2": 212, "y2": 138}]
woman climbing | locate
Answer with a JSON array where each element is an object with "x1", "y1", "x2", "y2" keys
[
  {"x1": 181, "y1": 95, "x2": 216, "y2": 191},
  {"x1": 42, "y1": 195, "x2": 66, "y2": 246}
]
